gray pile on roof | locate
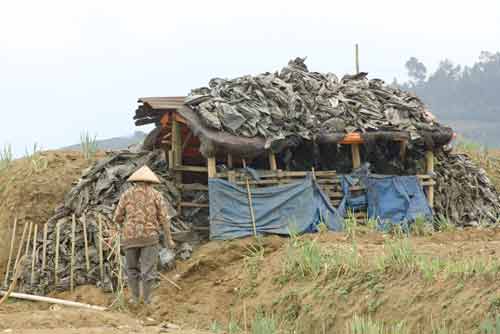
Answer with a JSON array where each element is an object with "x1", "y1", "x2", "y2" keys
[{"x1": 185, "y1": 57, "x2": 451, "y2": 149}]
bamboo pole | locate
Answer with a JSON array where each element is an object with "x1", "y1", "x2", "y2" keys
[
  {"x1": 24, "y1": 222, "x2": 33, "y2": 256},
  {"x1": 30, "y1": 224, "x2": 38, "y2": 286},
  {"x1": 425, "y1": 150, "x2": 435, "y2": 208},
  {"x1": 41, "y1": 223, "x2": 48, "y2": 271},
  {"x1": 54, "y1": 222, "x2": 61, "y2": 285},
  {"x1": 98, "y1": 215, "x2": 104, "y2": 282},
  {"x1": 355, "y1": 44, "x2": 360, "y2": 74},
  {"x1": 3, "y1": 218, "x2": 17, "y2": 287},
  {"x1": 70, "y1": 214, "x2": 76, "y2": 292},
  {"x1": 116, "y1": 234, "x2": 122, "y2": 294},
  {"x1": 0, "y1": 255, "x2": 26, "y2": 306},
  {"x1": 13, "y1": 222, "x2": 28, "y2": 275},
  {"x1": 0, "y1": 291, "x2": 107, "y2": 311},
  {"x1": 242, "y1": 159, "x2": 257, "y2": 237},
  {"x1": 82, "y1": 216, "x2": 90, "y2": 273},
  {"x1": 159, "y1": 273, "x2": 182, "y2": 290}
]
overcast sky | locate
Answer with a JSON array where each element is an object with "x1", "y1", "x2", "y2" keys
[{"x1": 1, "y1": 0, "x2": 499, "y2": 155}]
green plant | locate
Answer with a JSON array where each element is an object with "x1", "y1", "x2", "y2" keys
[
  {"x1": 344, "y1": 210, "x2": 358, "y2": 240},
  {"x1": 209, "y1": 320, "x2": 224, "y2": 333},
  {"x1": 377, "y1": 238, "x2": 417, "y2": 273},
  {"x1": 0, "y1": 144, "x2": 13, "y2": 171},
  {"x1": 284, "y1": 237, "x2": 324, "y2": 279},
  {"x1": 410, "y1": 216, "x2": 433, "y2": 236},
  {"x1": 251, "y1": 311, "x2": 277, "y2": 334},
  {"x1": 417, "y1": 256, "x2": 445, "y2": 281},
  {"x1": 80, "y1": 131, "x2": 98, "y2": 160},
  {"x1": 480, "y1": 316, "x2": 500, "y2": 334},
  {"x1": 241, "y1": 241, "x2": 265, "y2": 297},
  {"x1": 433, "y1": 214, "x2": 456, "y2": 232},
  {"x1": 24, "y1": 143, "x2": 48, "y2": 173},
  {"x1": 346, "y1": 314, "x2": 409, "y2": 334}
]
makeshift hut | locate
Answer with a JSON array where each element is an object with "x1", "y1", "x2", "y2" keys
[{"x1": 134, "y1": 58, "x2": 454, "y2": 239}]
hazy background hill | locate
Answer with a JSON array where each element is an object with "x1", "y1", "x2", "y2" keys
[
  {"x1": 397, "y1": 51, "x2": 500, "y2": 147},
  {"x1": 62, "y1": 131, "x2": 146, "y2": 151}
]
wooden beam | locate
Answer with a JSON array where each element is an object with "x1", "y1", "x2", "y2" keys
[
  {"x1": 207, "y1": 157, "x2": 216, "y2": 178},
  {"x1": 180, "y1": 202, "x2": 209, "y2": 208},
  {"x1": 399, "y1": 140, "x2": 408, "y2": 160},
  {"x1": 351, "y1": 144, "x2": 361, "y2": 169},
  {"x1": 30, "y1": 224, "x2": 38, "y2": 286},
  {"x1": 173, "y1": 165, "x2": 208, "y2": 173},
  {"x1": 227, "y1": 154, "x2": 233, "y2": 169},
  {"x1": 425, "y1": 150, "x2": 435, "y2": 208}
]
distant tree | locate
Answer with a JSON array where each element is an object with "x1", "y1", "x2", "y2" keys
[{"x1": 405, "y1": 57, "x2": 427, "y2": 83}]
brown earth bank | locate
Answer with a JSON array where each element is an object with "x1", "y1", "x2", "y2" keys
[{"x1": 4, "y1": 229, "x2": 500, "y2": 333}]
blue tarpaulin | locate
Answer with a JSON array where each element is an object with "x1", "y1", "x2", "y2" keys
[
  {"x1": 340, "y1": 169, "x2": 432, "y2": 229},
  {"x1": 209, "y1": 175, "x2": 343, "y2": 240}
]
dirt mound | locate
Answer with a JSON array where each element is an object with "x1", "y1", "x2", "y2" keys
[
  {"x1": 0, "y1": 151, "x2": 99, "y2": 282},
  {"x1": 147, "y1": 229, "x2": 500, "y2": 333}
]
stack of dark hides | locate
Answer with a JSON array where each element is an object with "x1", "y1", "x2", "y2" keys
[
  {"x1": 434, "y1": 149, "x2": 500, "y2": 226},
  {"x1": 18, "y1": 150, "x2": 199, "y2": 295},
  {"x1": 185, "y1": 57, "x2": 451, "y2": 151}
]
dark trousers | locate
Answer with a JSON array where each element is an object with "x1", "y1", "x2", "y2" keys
[{"x1": 124, "y1": 244, "x2": 158, "y2": 282}]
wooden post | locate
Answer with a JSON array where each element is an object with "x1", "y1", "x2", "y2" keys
[
  {"x1": 98, "y1": 216, "x2": 104, "y2": 283},
  {"x1": 30, "y1": 224, "x2": 38, "y2": 285},
  {"x1": 268, "y1": 152, "x2": 277, "y2": 171},
  {"x1": 355, "y1": 44, "x2": 360, "y2": 74},
  {"x1": 116, "y1": 235, "x2": 122, "y2": 294},
  {"x1": 425, "y1": 150, "x2": 435, "y2": 208},
  {"x1": 54, "y1": 222, "x2": 61, "y2": 285},
  {"x1": 70, "y1": 215, "x2": 76, "y2": 292},
  {"x1": 24, "y1": 222, "x2": 33, "y2": 256},
  {"x1": 399, "y1": 140, "x2": 408, "y2": 160},
  {"x1": 242, "y1": 159, "x2": 257, "y2": 237},
  {"x1": 227, "y1": 154, "x2": 233, "y2": 169},
  {"x1": 3, "y1": 218, "x2": 17, "y2": 287},
  {"x1": 351, "y1": 144, "x2": 361, "y2": 169},
  {"x1": 41, "y1": 223, "x2": 48, "y2": 271},
  {"x1": 207, "y1": 157, "x2": 216, "y2": 178},
  {"x1": 13, "y1": 222, "x2": 28, "y2": 276},
  {"x1": 82, "y1": 216, "x2": 90, "y2": 273}
]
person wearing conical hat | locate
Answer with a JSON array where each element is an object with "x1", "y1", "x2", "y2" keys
[{"x1": 114, "y1": 165, "x2": 175, "y2": 305}]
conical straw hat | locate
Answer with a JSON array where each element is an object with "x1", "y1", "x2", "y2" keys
[{"x1": 127, "y1": 166, "x2": 161, "y2": 183}]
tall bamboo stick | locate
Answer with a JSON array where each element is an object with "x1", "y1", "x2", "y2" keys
[
  {"x1": 41, "y1": 223, "x2": 48, "y2": 271},
  {"x1": 24, "y1": 222, "x2": 33, "y2": 256},
  {"x1": 3, "y1": 218, "x2": 17, "y2": 287},
  {"x1": 54, "y1": 222, "x2": 61, "y2": 285},
  {"x1": 30, "y1": 224, "x2": 38, "y2": 285},
  {"x1": 13, "y1": 222, "x2": 28, "y2": 275},
  {"x1": 70, "y1": 215, "x2": 76, "y2": 292},
  {"x1": 98, "y1": 215, "x2": 104, "y2": 282},
  {"x1": 82, "y1": 216, "x2": 90, "y2": 273}
]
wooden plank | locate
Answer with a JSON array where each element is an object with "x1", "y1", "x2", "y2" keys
[
  {"x1": 180, "y1": 202, "x2": 209, "y2": 208},
  {"x1": 173, "y1": 165, "x2": 208, "y2": 173},
  {"x1": 351, "y1": 144, "x2": 361, "y2": 169},
  {"x1": 179, "y1": 184, "x2": 209, "y2": 191}
]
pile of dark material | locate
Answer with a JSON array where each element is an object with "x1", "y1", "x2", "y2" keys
[
  {"x1": 185, "y1": 57, "x2": 447, "y2": 148},
  {"x1": 434, "y1": 149, "x2": 500, "y2": 226},
  {"x1": 17, "y1": 150, "x2": 198, "y2": 294}
]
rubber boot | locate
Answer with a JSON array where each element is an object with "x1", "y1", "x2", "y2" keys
[
  {"x1": 128, "y1": 278, "x2": 140, "y2": 305},
  {"x1": 142, "y1": 280, "x2": 154, "y2": 305}
]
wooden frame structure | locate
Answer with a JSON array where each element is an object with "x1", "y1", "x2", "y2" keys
[{"x1": 157, "y1": 108, "x2": 436, "y2": 222}]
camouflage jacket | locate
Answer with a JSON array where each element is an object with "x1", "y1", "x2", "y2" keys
[{"x1": 114, "y1": 183, "x2": 173, "y2": 249}]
